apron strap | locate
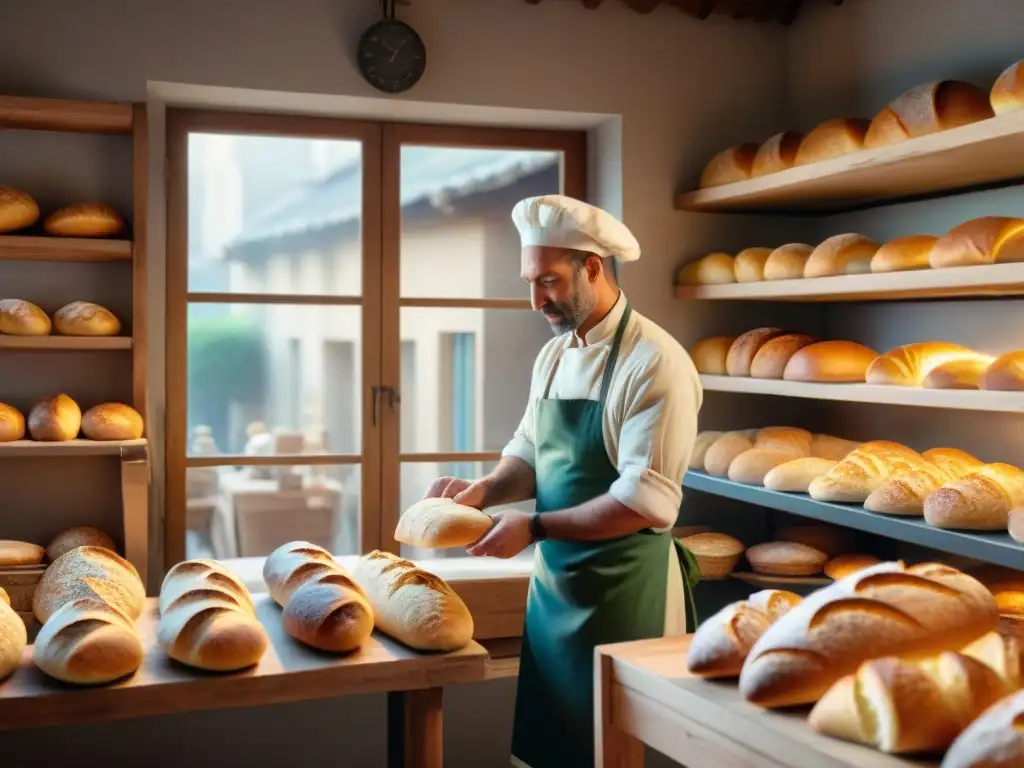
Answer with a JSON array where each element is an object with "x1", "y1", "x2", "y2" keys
[{"x1": 598, "y1": 303, "x2": 632, "y2": 406}]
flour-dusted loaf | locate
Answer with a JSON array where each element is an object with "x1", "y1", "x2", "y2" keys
[
  {"x1": 0, "y1": 186, "x2": 40, "y2": 233},
  {"x1": 44, "y1": 203, "x2": 125, "y2": 238},
  {"x1": 263, "y1": 541, "x2": 355, "y2": 605},
  {"x1": 0, "y1": 585, "x2": 27, "y2": 680},
  {"x1": 28, "y1": 393, "x2": 82, "y2": 441},
  {"x1": 982, "y1": 350, "x2": 1024, "y2": 391},
  {"x1": 794, "y1": 118, "x2": 871, "y2": 166},
  {"x1": 34, "y1": 597, "x2": 144, "y2": 684},
  {"x1": 689, "y1": 336, "x2": 735, "y2": 375},
  {"x1": 869, "y1": 234, "x2": 939, "y2": 273},
  {"x1": 33, "y1": 545, "x2": 146, "y2": 623},
  {"x1": 924, "y1": 463, "x2": 1024, "y2": 531},
  {"x1": 809, "y1": 440, "x2": 928, "y2": 503},
  {"x1": 81, "y1": 402, "x2": 144, "y2": 441},
  {"x1": 0, "y1": 402, "x2": 25, "y2": 443},
  {"x1": 864, "y1": 80, "x2": 994, "y2": 150},
  {"x1": 726, "y1": 327, "x2": 785, "y2": 377},
  {"x1": 745, "y1": 541, "x2": 828, "y2": 577},
  {"x1": 865, "y1": 447, "x2": 983, "y2": 517},
  {"x1": 940, "y1": 689, "x2": 1024, "y2": 768},
  {"x1": 352, "y1": 550, "x2": 473, "y2": 651},
  {"x1": 990, "y1": 58, "x2": 1024, "y2": 115},
  {"x1": 866, "y1": 342, "x2": 991, "y2": 387},
  {"x1": 52, "y1": 301, "x2": 122, "y2": 336},
  {"x1": 395, "y1": 497, "x2": 493, "y2": 548},
  {"x1": 689, "y1": 430, "x2": 723, "y2": 470},
  {"x1": 930, "y1": 216, "x2": 1024, "y2": 268},
  {"x1": 677, "y1": 252, "x2": 736, "y2": 285},
  {"x1": 738, "y1": 561, "x2": 999, "y2": 708},
  {"x1": 804, "y1": 233, "x2": 880, "y2": 278},
  {"x1": 782, "y1": 340, "x2": 878, "y2": 383},
  {"x1": 733, "y1": 247, "x2": 773, "y2": 283},
  {"x1": 0, "y1": 298, "x2": 51, "y2": 336},
  {"x1": 751, "y1": 131, "x2": 804, "y2": 177},
  {"x1": 763, "y1": 243, "x2": 813, "y2": 280},
  {"x1": 763, "y1": 457, "x2": 838, "y2": 492},
  {"x1": 698, "y1": 143, "x2": 759, "y2": 188},
  {"x1": 749, "y1": 334, "x2": 817, "y2": 379},
  {"x1": 925, "y1": 357, "x2": 994, "y2": 390},
  {"x1": 0, "y1": 540, "x2": 46, "y2": 567},
  {"x1": 46, "y1": 526, "x2": 116, "y2": 562}
]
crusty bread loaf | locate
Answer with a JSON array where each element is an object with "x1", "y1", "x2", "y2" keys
[
  {"x1": 961, "y1": 631, "x2": 1023, "y2": 690},
  {"x1": 751, "y1": 131, "x2": 803, "y2": 177},
  {"x1": 703, "y1": 432, "x2": 755, "y2": 476},
  {"x1": 749, "y1": 334, "x2": 817, "y2": 379},
  {"x1": 0, "y1": 540, "x2": 45, "y2": 567},
  {"x1": 804, "y1": 233, "x2": 880, "y2": 278},
  {"x1": 726, "y1": 327, "x2": 785, "y2": 377},
  {"x1": 395, "y1": 497, "x2": 493, "y2": 548},
  {"x1": 864, "y1": 80, "x2": 994, "y2": 150},
  {"x1": 689, "y1": 336, "x2": 735, "y2": 375},
  {"x1": 81, "y1": 402, "x2": 144, "y2": 441},
  {"x1": 869, "y1": 234, "x2": 939, "y2": 273},
  {"x1": 1010, "y1": 507, "x2": 1024, "y2": 543},
  {"x1": 981, "y1": 350, "x2": 1024, "y2": 391},
  {"x1": 754, "y1": 426, "x2": 813, "y2": 455},
  {"x1": 773, "y1": 523, "x2": 856, "y2": 558},
  {"x1": 689, "y1": 431, "x2": 723, "y2": 470},
  {"x1": 990, "y1": 58, "x2": 1024, "y2": 115},
  {"x1": 746, "y1": 542, "x2": 827, "y2": 577},
  {"x1": 865, "y1": 448, "x2": 982, "y2": 517},
  {"x1": 0, "y1": 402, "x2": 25, "y2": 443},
  {"x1": 809, "y1": 651, "x2": 1008, "y2": 754},
  {"x1": 930, "y1": 216, "x2": 1024, "y2": 268},
  {"x1": 866, "y1": 342, "x2": 989, "y2": 387},
  {"x1": 728, "y1": 447, "x2": 806, "y2": 486},
  {"x1": 924, "y1": 463, "x2": 1024, "y2": 531},
  {"x1": 924, "y1": 447, "x2": 985, "y2": 480},
  {"x1": 34, "y1": 597, "x2": 143, "y2": 684},
  {"x1": 678, "y1": 252, "x2": 736, "y2": 285},
  {"x1": 687, "y1": 589, "x2": 802, "y2": 678},
  {"x1": 733, "y1": 247, "x2": 773, "y2": 283},
  {"x1": 824, "y1": 554, "x2": 880, "y2": 580},
  {"x1": 44, "y1": 203, "x2": 125, "y2": 238},
  {"x1": 52, "y1": 301, "x2": 122, "y2": 336},
  {"x1": 352, "y1": 550, "x2": 473, "y2": 651},
  {"x1": 810, "y1": 434, "x2": 862, "y2": 461},
  {"x1": 809, "y1": 440, "x2": 929, "y2": 503},
  {"x1": 0, "y1": 186, "x2": 40, "y2": 233},
  {"x1": 28, "y1": 393, "x2": 82, "y2": 441},
  {"x1": 0, "y1": 298, "x2": 51, "y2": 336},
  {"x1": 738, "y1": 561, "x2": 999, "y2": 708},
  {"x1": 0, "y1": 587, "x2": 27, "y2": 680},
  {"x1": 763, "y1": 457, "x2": 838, "y2": 492},
  {"x1": 763, "y1": 243, "x2": 813, "y2": 280},
  {"x1": 925, "y1": 357, "x2": 993, "y2": 390},
  {"x1": 33, "y1": 545, "x2": 145, "y2": 623},
  {"x1": 782, "y1": 340, "x2": 878, "y2": 383},
  {"x1": 940, "y1": 689, "x2": 1024, "y2": 768},
  {"x1": 263, "y1": 541, "x2": 359, "y2": 606},
  {"x1": 698, "y1": 143, "x2": 759, "y2": 188},
  {"x1": 46, "y1": 526, "x2": 116, "y2": 562},
  {"x1": 794, "y1": 118, "x2": 871, "y2": 166}
]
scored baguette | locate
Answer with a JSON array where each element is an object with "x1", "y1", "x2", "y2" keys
[
  {"x1": 862, "y1": 443, "x2": 982, "y2": 516},
  {"x1": 808, "y1": 440, "x2": 929, "y2": 503},
  {"x1": 866, "y1": 342, "x2": 991, "y2": 387},
  {"x1": 923, "y1": 462, "x2": 1024, "y2": 531},
  {"x1": 33, "y1": 545, "x2": 145, "y2": 624},
  {"x1": 940, "y1": 689, "x2": 1024, "y2": 768}
]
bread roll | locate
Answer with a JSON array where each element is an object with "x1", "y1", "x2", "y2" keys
[
  {"x1": 46, "y1": 526, "x2": 116, "y2": 562},
  {"x1": 726, "y1": 327, "x2": 785, "y2": 377},
  {"x1": 940, "y1": 689, "x2": 1024, "y2": 768},
  {"x1": 824, "y1": 554, "x2": 880, "y2": 580},
  {"x1": 728, "y1": 447, "x2": 805, "y2": 486},
  {"x1": 689, "y1": 336, "x2": 735, "y2": 375},
  {"x1": 698, "y1": 143, "x2": 759, "y2": 188},
  {"x1": 991, "y1": 59, "x2": 1024, "y2": 114},
  {"x1": 750, "y1": 131, "x2": 803, "y2": 177},
  {"x1": 703, "y1": 432, "x2": 755, "y2": 476},
  {"x1": 981, "y1": 350, "x2": 1024, "y2": 391},
  {"x1": 809, "y1": 440, "x2": 929, "y2": 503},
  {"x1": 0, "y1": 298, "x2": 51, "y2": 336},
  {"x1": 44, "y1": 203, "x2": 125, "y2": 238},
  {"x1": 0, "y1": 186, "x2": 39, "y2": 233},
  {"x1": 749, "y1": 334, "x2": 817, "y2": 379},
  {"x1": 689, "y1": 430, "x2": 723, "y2": 470},
  {"x1": 157, "y1": 559, "x2": 268, "y2": 670},
  {"x1": 352, "y1": 550, "x2": 473, "y2": 651},
  {"x1": 52, "y1": 301, "x2": 122, "y2": 336},
  {"x1": 809, "y1": 434, "x2": 862, "y2": 461},
  {"x1": 869, "y1": 234, "x2": 938, "y2": 273},
  {"x1": 763, "y1": 243, "x2": 813, "y2": 280},
  {"x1": 1010, "y1": 507, "x2": 1024, "y2": 543},
  {"x1": 763, "y1": 457, "x2": 837, "y2": 492},
  {"x1": 773, "y1": 523, "x2": 855, "y2": 558},
  {"x1": 686, "y1": 589, "x2": 802, "y2": 678},
  {"x1": 746, "y1": 542, "x2": 827, "y2": 576},
  {"x1": 930, "y1": 216, "x2": 1024, "y2": 268},
  {"x1": 924, "y1": 463, "x2": 1024, "y2": 531},
  {"x1": 394, "y1": 497, "x2": 493, "y2": 548},
  {"x1": 961, "y1": 631, "x2": 1023, "y2": 690},
  {"x1": 738, "y1": 561, "x2": 999, "y2": 708},
  {"x1": 0, "y1": 402, "x2": 25, "y2": 443},
  {"x1": 0, "y1": 588, "x2": 27, "y2": 680},
  {"x1": 925, "y1": 357, "x2": 993, "y2": 390},
  {"x1": 794, "y1": 118, "x2": 871, "y2": 166},
  {"x1": 33, "y1": 597, "x2": 143, "y2": 685},
  {"x1": 33, "y1": 545, "x2": 145, "y2": 624},
  {"x1": 808, "y1": 651, "x2": 1008, "y2": 754},
  {"x1": 866, "y1": 342, "x2": 990, "y2": 387},
  {"x1": 733, "y1": 247, "x2": 772, "y2": 283},
  {"x1": 804, "y1": 233, "x2": 880, "y2": 278},
  {"x1": 782, "y1": 340, "x2": 878, "y2": 383},
  {"x1": 263, "y1": 541, "x2": 357, "y2": 607},
  {"x1": 0, "y1": 540, "x2": 45, "y2": 566},
  {"x1": 81, "y1": 402, "x2": 144, "y2": 441},
  {"x1": 28, "y1": 393, "x2": 82, "y2": 441},
  {"x1": 677, "y1": 252, "x2": 735, "y2": 285},
  {"x1": 864, "y1": 80, "x2": 995, "y2": 150}
]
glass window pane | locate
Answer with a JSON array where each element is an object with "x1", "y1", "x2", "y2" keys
[
  {"x1": 398, "y1": 146, "x2": 563, "y2": 299},
  {"x1": 187, "y1": 133, "x2": 363, "y2": 296}
]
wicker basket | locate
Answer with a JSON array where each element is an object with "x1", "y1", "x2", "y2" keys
[{"x1": 681, "y1": 532, "x2": 745, "y2": 580}]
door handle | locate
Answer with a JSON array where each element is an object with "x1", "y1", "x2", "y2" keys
[
  {"x1": 370, "y1": 385, "x2": 400, "y2": 427},
  {"x1": 383, "y1": 386, "x2": 401, "y2": 411},
  {"x1": 371, "y1": 385, "x2": 382, "y2": 427}
]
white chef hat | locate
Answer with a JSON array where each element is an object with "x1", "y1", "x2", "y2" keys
[{"x1": 511, "y1": 194, "x2": 640, "y2": 262}]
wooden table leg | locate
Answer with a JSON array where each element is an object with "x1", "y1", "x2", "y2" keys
[
  {"x1": 595, "y1": 651, "x2": 644, "y2": 768},
  {"x1": 387, "y1": 686, "x2": 443, "y2": 768}
]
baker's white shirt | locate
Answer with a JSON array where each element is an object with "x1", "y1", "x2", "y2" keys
[{"x1": 502, "y1": 291, "x2": 702, "y2": 530}]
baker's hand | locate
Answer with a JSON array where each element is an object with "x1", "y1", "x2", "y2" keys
[
  {"x1": 421, "y1": 476, "x2": 491, "y2": 509},
  {"x1": 466, "y1": 509, "x2": 533, "y2": 559}
]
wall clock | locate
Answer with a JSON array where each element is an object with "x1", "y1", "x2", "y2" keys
[{"x1": 357, "y1": 1, "x2": 427, "y2": 94}]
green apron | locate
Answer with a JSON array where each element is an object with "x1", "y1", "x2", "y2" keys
[{"x1": 510, "y1": 303, "x2": 699, "y2": 768}]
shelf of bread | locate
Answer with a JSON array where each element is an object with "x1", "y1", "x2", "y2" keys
[
  {"x1": 0, "y1": 187, "x2": 131, "y2": 260},
  {"x1": 0, "y1": 298, "x2": 128, "y2": 344},
  {"x1": 0, "y1": 394, "x2": 145, "y2": 454},
  {"x1": 677, "y1": 58, "x2": 1024, "y2": 212}
]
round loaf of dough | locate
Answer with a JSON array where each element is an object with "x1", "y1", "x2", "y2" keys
[
  {"x1": 33, "y1": 545, "x2": 145, "y2": 623},
  {"x1": 0, "y1": 186, "x2": 40, "y2": 233},
  {"x1": 46, "y1": 526, "x2": 117, "y2": 563},
  {"x1": 0, "y1": 299, "x2": 51, "y2": 336},
  {"x1": 0, "y1": 540, "x2": 46, "y2": 567},
  {"x1": 689, "y1": 336, "x2": 735, "y2": 375},
  {"x1": 0, "y1": 402, "x2": 25, "y2": 443},
  {"x1": 28, "y1": 394, "x2": 82, "y2": 441},
  {"x1": 44, "y1": 203, "x2": 125, "y2": 237},
  {"x1": 746, "y1": 541, "x2": 828, "y2": 576},
  {"x1": 52, "y1": 301, "x2": 122, "y2": 336},
  {"x1": 81, "y1": 402, "x2": 143, "y2": 441}
]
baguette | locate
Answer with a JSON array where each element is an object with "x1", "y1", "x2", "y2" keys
[
  {"x1": 782, "y1": 340, "x2": 878, "y2": 383},
  {"x1": 352, "y1": 550, "x2": 473, "y2": 651},
  {"x1": 869, "y1": 234, "x2": 938, "y2": 273},
  {"x1": 689, "y1": 431, "x2": 723, "y2": 470},
  {"x1": 809, "y1": 440, "x2": 929, "y2": 503},
  {"x1": 738, "y1": 561, "x2": 999, "y2": 708},
  {"x1": 0, "y1": 586, "x2": 27, "y2": 680},
  {"x1": 733, "y1": 247, "x2": 772, "y2": 283},
  {"x1": 677, "y1": 252, "x2": 736, "y2": 285},
  {"x1": 728, "y1": 446, "x2": 805, "y2": 486},
  {"x1": 930, "y1": 216, "x2": 1024, "y2": 268},
  {"x1": 689, "y1": 336, "x2": 735, "y2": 375},
  {"x1": 865, "y1": 446, "x2": 985, "y2": 517},
  {"x1": 763, "y1": 457, "x2": 838, "y2": 492},
  {"x1": 925, "y1": 357, "x2": 993, "y2": 390},
  {"x1": 990, "y1": 57, "x2": 1024, "y2": 115},
  {"x1": 866, "y1": 342, "x2": 990, "y2": 387},
  {"x1": 804, "y1": 233, "x2": 880, "y2": 278},
  {"x1": 698, "y1": 143, "x2": 759, "y2": 188},
  {"x1": 924, "y1": 463, "x2": 1024, "y2": 531},
  {"x1": 981, "y1": 350, "x2": 1024, "y2": 391},
  {"x1": 750, "y1": 131, "x2": 803, "y2": 177},
  {"x1": 924, "y1": 447, "x2": 986, "y2": 479},
  {"x1": 726, "y1": 327, "x2": 785, "y2": 377},
  {"x1": 263, "y1": 540, "x2": 359, "y2": 606},
  {"x1": 749, "y1": 334, "x2": 817, "y2": 379},
  {"x1": 864, "y1": 80, "x2": 994, "y2": 149},
  {"x1": 794, "y1": 118, "x2": 870, "y2": 166},
  {"x1": 33, "y1": 545, "x2": 145, "y2": 624},
  {"x1": 763, "y1": 243, "x2": 814, "y2": 280},
  {"x1": 395, "y1": 497, "x2": 493, "y2": 548},
  {"x1": 940, "y1": 690, "x2": 1024, "y2": 768}
]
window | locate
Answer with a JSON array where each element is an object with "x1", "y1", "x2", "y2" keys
[{"x1": 446, "y1": 332, "x2": 477, "y2": 481}]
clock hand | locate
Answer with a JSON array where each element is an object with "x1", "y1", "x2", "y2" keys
[
  {"x1": 389, "y1": 38, "x2": 408, "y2": 62},
  {"x1": 381, "y1": 40, "x2": 396, "y2": 53}
]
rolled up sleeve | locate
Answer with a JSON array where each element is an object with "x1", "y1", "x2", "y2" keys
[{"x1": 502, "y1": 397, "x2": 537, "y2": 469}]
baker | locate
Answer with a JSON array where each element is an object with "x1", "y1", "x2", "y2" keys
[{"x1": 422, "y1": 194, "x2": 702, "y2": 768}]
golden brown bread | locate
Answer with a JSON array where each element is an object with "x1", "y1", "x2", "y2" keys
[
  {"x1": 0, "y1": 540, "x2": 46, "y2": 566},
  {"x1": 0, "y1": 402, "x2": 25, "y2": 443},
  {"x1": 28, "y1": 393, "x2": 82, "y2": 441},
  {"x1": 703, "y1": 432, "x2": 756, "y2": 476},
  {"x1": 824, "y1": 554, "x2": 881, "y2": 580},
  {"x1": 738, "y1": 561, "x2": 1000, "y2": 708},
  {"x1": 44, "y1": 203, "x2": 125, "y2": 237},
  {"x1": 867, "y1": 342, "x2": 992, "y2": 387},
  {"x1": 263, "y1": 541, "x2": 359, "y2": 606},
  {"x1": 809, "y1": 440, "x2": 929, "y2": 503},
  {"x1": 924, "y1": 463, "x2": 1024, "y2": 531},
  {"x1": 689, "y1": 336, "x2": 735, "y2": 375},
  {"x1": 864, "y1": 80, "x2": 995, "y2": 150},
  {"x1": 782, "y1": 340, "x2": 878, "y2": 383},
  {"x1": 33, "y1": 597, "x2": 143, "y2": 684},
  {"x1": 677, "y1": 252, "x2": 736, "y2": 285},
  {"x1": 925, "y1": 447, "x2": 986, "y2": 479},
  {"x1": 46, "y1": 526, "x2": 116, "y2": 562},
  {"x1": 52, "y1": 301, "x2": 122, "y2": 336},
  {"x1": 864, "y1": 448, "x2": 983, "y2": 517},
  {"x1": 0, "y1": 589, "x2": 27, "y2": 680},
  {"x1": 754, "y1": 426, "x2": 813, "y2": 455},
  {"x1": 763, "y1": 243, "x2": 814, "y2": 281},
  {"x1": 961, "y1": 631, "x2": 1023, "y2": 690},
  {"x1": 728, "y1": 447, "x2": 806, "y2": 486},
  {"x1": 763, "y1": 457, "x2": 838, "y2": 492},
  {"x1": 869, "y1": 234, "x2": 938, "y2": 273},
  {"x1": 751, "y1": 131, "x2": 803, "y2": 177},
  {"x1": 746, "y1": 541, "x2": 828, "y2": 576},
  {"x1": 940, "y1": 689, "x2": 1024, "y2": 768},
  {"x1": 749, "y1": 334, "x2": 817, "y2": 379},
  {"x1": 981, "y1": 350, "x2": 1024, "y2": 391},
  {"x1": 0, "y1": 298, "x2": 51, "y2": 336},
  {"x1": 733, "y1": 247, "x2": 772, "y2": 283},
  {"x1": 990, "y1": 58, "x2": 1024, "y2": 115},
  {"x1": 0, "y1": 187, "x2": 40, "y2": 233},
  {"x1": 930, "y1": 216, "x2": 1024, "y2": 268},
  {"x1": 698, "y1": 143, "x2": 759, "y2": 188},
  {"x1": 81, "y1": 402, "x2": 144, "y2": 441},
  {"x1": 773, "y1": 523, "x2": 856, "y2": 558},
  {"x1": 689, "y1": 430, "x2": 723, "y2": 470},
  {"x1": 394, "y1": 497, "x2": 493, "y2": 548},
  {"x1": 794, "y1": 118, "x2": 871, "y2": 166},
  {"x1": 33, "y1": 545, "x2": 145, "y2": 624},
  {"x1": 810, "y1": 434, "x2": 863, "y2": 461},
  {"x1": 726, "y1": 327, "x2": 785, "y2": 377},
  {"x1": 804, "y1": 233, "x2": 880, "y2": 278},
  {"x1": 925, "y1": 357, "x2": 994, "y2": 390}
]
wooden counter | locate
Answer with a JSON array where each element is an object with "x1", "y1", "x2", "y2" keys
[
  {"x1": 0, "y1": 595, "x2": 488, "y2": 768},
  {"x1": 594, "y1": 634, "x2": 937, "y2": 768}
]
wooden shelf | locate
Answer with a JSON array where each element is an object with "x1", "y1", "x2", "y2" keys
[
  {"x1": 675, "y1": 109, "x2": 1024, "y2": 213},
  {"x1": 0, "y1": 235, "x2": 132, "y2": 263},
  {"x1": 684, "y1": 471, "x2": 1022, "y2": 569},
  {"x1": 0, "y1": 336, "x2": 132, "y2": 351},
  {"x1": 699, "y1": 374, "x2": 1024, "y2": 413},
  {"x1": 0, "y1": 95, "x2": 134, "y2": 135},
  {"x1": 675, "y1": 263, "x2": 1024, "y2": 302},
  {"x1": 0, "y1": 438, "x2": 146, "y2": 458}
]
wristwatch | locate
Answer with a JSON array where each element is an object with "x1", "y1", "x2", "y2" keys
[{"x1": 529, "y1": 512, "x2": 546, "y2": 541}]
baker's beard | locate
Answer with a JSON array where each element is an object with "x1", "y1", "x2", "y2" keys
[{"x1": 541, "y1": 273, "x2": 596, "y2": 335}]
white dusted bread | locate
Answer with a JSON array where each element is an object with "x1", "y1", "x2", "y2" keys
[
  {"x1": 0, "y1": 298, "x2": 51, "y2": 336},
  {"x1": 738, "y1": 561, "x2": 999, "y2": 708},
  {"x1": 81, "y1": 402, "x2": 144, "y2": 440},
  {"x1": 0, "y1": 586, "x2": 27, "y2": 681},
  {"x1": 264, "y1": 540, "x2": 353, "y2": 605},
  {"x1": 53, "y1": 301, "x2": 122, "y2": 336},
  {"x1": 394, "y1": 497, "x2": 493, "y2": 548},
  {"x1": 941, "y1": 689, "x2": 1024, "y2": 768},
  {"x1": 33, "y1": 545, "x2": 146, "y2": 623},
  {"x1": 352, "y1": 550, "x2": 473, "y2": 651},
  {"x1": 28, "y1": 393, "x2": 81, "y2": 441},
  {"x1": 34, "y1": 597, "x2": 143, "y2": 685}
]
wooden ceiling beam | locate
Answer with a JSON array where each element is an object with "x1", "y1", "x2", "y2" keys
[{"x1": 521, "y1": 0, "x2": 845, "y2": 24}]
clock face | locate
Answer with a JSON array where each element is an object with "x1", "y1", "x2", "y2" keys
[{"x1": 357, "y1": 19, "x2": 427, "y2": 94}]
